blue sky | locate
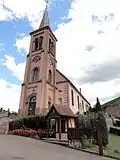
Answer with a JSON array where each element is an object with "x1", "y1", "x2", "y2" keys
[
  {"x1": 0, "y1": 18, "x2": 30, "y2": 84},
  {"x1": 1, "y1": 0, "x2": 120, "y2": 111},
  {"x1": 0, "y1": 0, "x2": 70, "y2": 84}
]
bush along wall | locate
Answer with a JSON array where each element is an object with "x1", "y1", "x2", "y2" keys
[{"x1": 9, "y1": 115, "x2": 47, "y2": 131}]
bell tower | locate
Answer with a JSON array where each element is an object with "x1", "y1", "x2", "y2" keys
[{"x1": 19, "y1": 6, "x2": 57, "y2": 115}]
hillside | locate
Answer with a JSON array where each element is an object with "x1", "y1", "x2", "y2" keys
[{"x1": 102, "y1": 97, "x2": 120, "y2": 109}]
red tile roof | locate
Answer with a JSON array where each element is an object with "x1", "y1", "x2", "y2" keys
[
  {"x1": 46, "y1": 105, "x2": 77, "y2": 118},
  {"x1": 54, "y1": 105, "x2": 77, "y2": 117}
]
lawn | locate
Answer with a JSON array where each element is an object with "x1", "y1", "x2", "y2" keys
[
  {"x1": 85, "y1": 134, "x2": 120, "y2": 159},
  {"x1": 108, "y1": 134, "x2": 120, "y2": 149},
  {"x1": 104, "y1": 134, "x2": 120, "y2": 158}
]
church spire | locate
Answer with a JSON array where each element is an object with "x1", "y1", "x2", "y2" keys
[{"x1": 39, "y1": 5, "x2": 50, "y2": 29}]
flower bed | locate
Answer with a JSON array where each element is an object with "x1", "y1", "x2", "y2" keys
[{"x1": 11, "y1": 129, "x2": 46, "y2": 139}]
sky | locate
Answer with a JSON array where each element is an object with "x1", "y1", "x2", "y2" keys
[{"x1": 0, "y1": 0, "x2": 120, "y2": 111}]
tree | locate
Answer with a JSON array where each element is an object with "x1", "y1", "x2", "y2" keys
[
  {"x1": 7, "y1": 108, "x2": 10, "y2": 117},
  {"x1": 98, "y1": 112, "x2": 108, "y2": 147},
  {"x1": 94, "y1": 98, "x2": 108, "y2": 147},
  {"x1": 0, "y1": 107, "x2": 3, "y2": 113},
  {"x1": 76, "y1": 97, "x2": 108, "y2": 147},
  {"x1": 94, "y1": 97, "x2": 102, "y2": 113}
]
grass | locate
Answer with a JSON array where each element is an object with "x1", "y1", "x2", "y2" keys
[
  {"x1": 104, "y1": 134, "x2": 120, "y2": 158},
  {"x1": 85, "y1": 134, "x2": 120, "y2": 159},
  {"x1": 108, "y1": 134, "x2": 120, "y2": 149}
]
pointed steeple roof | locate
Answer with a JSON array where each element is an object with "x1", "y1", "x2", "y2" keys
[{"x1": 39, "y1": 5, "x2": 50, "y2": 29}]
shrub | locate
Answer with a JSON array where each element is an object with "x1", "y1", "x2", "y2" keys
[
  {"x1": 109, "y1": 127, "x2": 120, "y2": 136},
  {"x1": 11, "y1": 129, "x2": 45, "y2": 139},
  {"x1": 94, "y1": 112, "x2": 108, "y2": 147},
  {"x1": 113, "y1": 149, "x2": 120, "y2": 154},
  {"x1": 75, "y1": 114, "x2": 93, "y2": 139},
  {"x1": 75, "y1": 114, "x2": 91, "y2": 130},
  {"x1": 9, "y1": 115, "x2": 47, "y2": 131},
  {"x1": 76, "y1": 98, "x2": 108, "y2": 147}
]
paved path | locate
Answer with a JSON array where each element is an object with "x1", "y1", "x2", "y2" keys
[{"x1": 0, "y1": 135, "x2": 113, "y2": 160}]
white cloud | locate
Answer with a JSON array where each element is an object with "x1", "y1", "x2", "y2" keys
[
  {"x1": 15, "y1": 36, "x2": 30, "y2": 54},
  {"x1": 16, "y1": 32, "x2": 26, "y2": 37},
  {"x1": 0, "y1": 79, "x2": 20, "y2": 111},
  {"x1": 0, "y1": 55, "x2": 25, "y2": 111},
  {"x1": 2, "y1": 0, "x2": 120, "y2": 110},
  {"x1": 0, "y1": 0, "x2": 46, "y2": 28},
  {"x1": 2, "y1": 55, "x2": 25, "y2": 81},
  {"x1": 54, "y1": 0, "x2": 120, "y2": 105}
]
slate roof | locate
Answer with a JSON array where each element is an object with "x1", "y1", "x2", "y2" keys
[
  {"x1": 55, "y1": 105, "x2": 77, "y2": 117},
  {"x1": 39, "y1": 6, "x2": 50, "y2": 29}
]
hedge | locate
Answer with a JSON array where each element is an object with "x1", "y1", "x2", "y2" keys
[
  {"x1": 9, "y1": 115, "x2": 47, "y2": 131},
  {"x1": 109, "y1": 127, "x2": 120, "y2": 136}
]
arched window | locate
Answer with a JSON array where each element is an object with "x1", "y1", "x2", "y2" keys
[
  {"x1": 58, "y1": 98, "x2": 62, "y2": 106},
  {"x1": 28, "y1": 95, "x2": 36, "y2": 115},
  {"x1": 39, "y1": 36, "x2": 43, "y2": 50},
  {"x1": 34, "y1": 38, "x2": 39, "y2": 50},
  {"x1": 48, "y1": 70, "x2": 52, "y2": 83},
  {"x1": 33, "y1": 68, "x2": 39, "y2": 82},
  {"x1": 48, "y1": 97, "x2": 52, "y2": 109}
]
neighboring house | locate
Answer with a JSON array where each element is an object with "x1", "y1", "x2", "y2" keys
[
  {"x1": 106, "y1": 106, "x2": 120, "y2": 118},
  {"x1": 19, "y1": 6, "x2": 90, "y2": 116}
]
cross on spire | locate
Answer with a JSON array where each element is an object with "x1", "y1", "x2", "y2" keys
[{"x1": 45, "y1": 0, "x2": 49, "y2": 8}]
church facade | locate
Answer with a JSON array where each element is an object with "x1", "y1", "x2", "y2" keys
[{"x1": 19, "y1": 7, "x2": 90, "y2": 116}]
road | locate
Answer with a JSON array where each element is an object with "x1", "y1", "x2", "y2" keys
[{"x1": 0, "y1": 135, "x2": 113, "y2": 160}]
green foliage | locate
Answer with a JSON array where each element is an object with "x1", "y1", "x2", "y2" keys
[
  {"x1": 91, "y1": 98, "x2": 108, "y2": 147},
  {"x1": 76, "y1": 97, "x2": 108, "y2": 147},
  {"x1": 75, "y1": 114, "x2": 91, "y2": 130},
  {"x1": 113, "y1": 149, "x2": 120, "y2": 154},
  {"x1": 102, "y1": 96, "x2": 120, "y2": 109},
  {"x1": 94, "y1": 97, "x2": 102, "y2": 112},
  {"x1": 84, "y1": 140, "x2": 96, "y2": 149},
  {"x1": 0, "y1": 107, "x2": 3, "y2": 113},
  {"x1": 9, "y1": 115, "x2": 47, "y2": 131},
  {"x1": 96, "y1": 112, "x2": 108, "y2": 147}
]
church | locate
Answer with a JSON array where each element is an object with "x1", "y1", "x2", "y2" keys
[{"x1": 19, "y1": 6, "x2": 90, "y2": 116}]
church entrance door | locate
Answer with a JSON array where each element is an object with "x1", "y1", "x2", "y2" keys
[{"x1": 28, "y1": 96, "x2": 36, "y2": 115}]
